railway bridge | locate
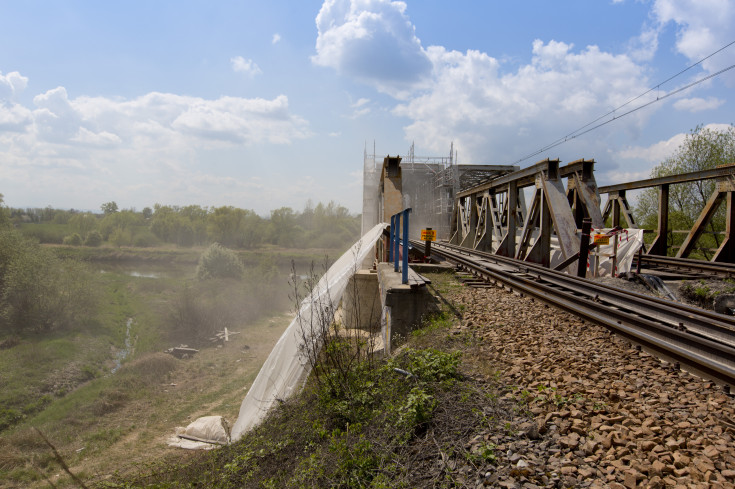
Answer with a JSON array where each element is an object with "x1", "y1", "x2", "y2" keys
[{"x1": 359, "y1": 152, "x2": 735, "y2": 392}]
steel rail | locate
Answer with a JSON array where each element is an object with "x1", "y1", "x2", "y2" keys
[
  {"x1": 635, "y1": 254, "x2": 735, "y2": 280},
  {"x1": 413, "y1": 240, "x2": 735, "y2": 389},
  {"x1": 430, "y1": 241, "x2": 735, "y2": 344}
]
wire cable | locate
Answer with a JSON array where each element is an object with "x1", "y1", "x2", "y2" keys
[{"x1": 511, "y1": 40, "x2": 735, "y2": 166}]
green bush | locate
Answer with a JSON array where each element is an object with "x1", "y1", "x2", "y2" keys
[
  {"x1": 0, "y1": 229, "x2": 100, "y2": 333},
  {"x1": 196, "y1": 243, "x2": 244, "y2": 280},
  {"x1": 84, "y1": 230, "x2": 103, "y2": 247},
  {"x1": 62, "y1": 233, "x2": 83, "y2": 246},
  {"x1": 132, "y1": 230, "x2": 159, "y2": 247}
]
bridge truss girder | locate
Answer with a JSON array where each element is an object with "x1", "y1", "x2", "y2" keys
[
  {"x1": 451, "y1": 158, "x2": 601, "y2": 268},
  {"x1": 598, "y1": 164, "x2": 735, "y2": 263}
]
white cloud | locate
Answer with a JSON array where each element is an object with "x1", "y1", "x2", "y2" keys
[
  {"x1": 616, "y1": 122, "x2": 732, "y2": 163},
  {"x1": 393, "y1": 40, "x2": 651, "y2": 164},
  {"x1": 313, "y1": 1, "x2": 658, "y2": 168},
  {"x1": 0, "y1": 73, "x2": 312, "y2": 210},
  {"x1": 617, "y1": 132, "x2": 687, "y2": 163},
  {"x1": 652, "y1": 0, "x2": 734, "y2": 73},
  {"x1": 673, "y1": 96, "x2": 725, "y2": 112},
  {"x1": 272, "y1": 33, "x2": 281, "y2": 44},
  {"x1": 0, "y1": 71, "x2": 29, "y2": 101},
  {"x1": 231, "y1": 56, "x2": 263, "y2": 77},
  {"x1": 312, "y1": 0, "x2": 432, "y2": 96},
  {"x1": 348, "y1": 97, "x2": 371, "y2": 118},
  {"x1": 627, "y1": 27, "x2": 659, "y2": 62},
  {"x1": 352, "y1": 97, "x2": 370, "y2": 108},
  {"x1": 0, "y1": 102, "x2": 33, "y2": 131}
]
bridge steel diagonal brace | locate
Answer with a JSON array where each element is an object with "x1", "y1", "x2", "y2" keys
[
  {"x1": 563, "y1": 159, "x2": 604, "y2": 229},
  {"x1": 453, "y1": 158, "x2": 583, "y2": 268},
  {"x1": 598, "y1": 163, "x2": 735, "y2": 263},
  {"x1": 677, "y1": 175, "x2": 735, "y2": 261}
]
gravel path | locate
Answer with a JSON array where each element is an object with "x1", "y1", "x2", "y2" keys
[{"x1": 446, "y1": 280, "x2": 735, "y2": 488}]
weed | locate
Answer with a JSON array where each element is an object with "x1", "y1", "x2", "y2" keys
[{"x1": 469, "y1": 442, "x2": 498, "y2": 465}]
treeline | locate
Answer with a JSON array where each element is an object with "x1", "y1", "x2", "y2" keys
[{"x1": 9, "y1": 200, "x2": 361, "y2": 250}]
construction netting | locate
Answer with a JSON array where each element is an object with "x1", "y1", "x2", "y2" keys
[{"x1": 229, "y1": 222, "x2": 388, "y2": 441}]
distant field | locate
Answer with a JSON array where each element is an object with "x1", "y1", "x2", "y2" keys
[{"x1": 0, "y1": 243, "x2": 346, "y2": 488}]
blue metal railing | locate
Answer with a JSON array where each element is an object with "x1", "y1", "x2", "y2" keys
[{"x1": 389, "y1": 208, "x2": 412, "y2": 284}]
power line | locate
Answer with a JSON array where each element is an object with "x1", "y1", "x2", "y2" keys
[{"x1": 511, "y1": 40, "x2": 735, "y2": 166}]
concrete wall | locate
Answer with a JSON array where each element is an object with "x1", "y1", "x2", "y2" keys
[{"x1": 342, "y1": 269, "x2": 382, "y2": 334}]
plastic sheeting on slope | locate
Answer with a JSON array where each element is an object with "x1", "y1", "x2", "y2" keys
[
  {"x1": 230, "y1": 223, "x2": 388, "y2": 441},
  {"x1": 168, "y1": 415, "x2": 230, "y2": 450}
]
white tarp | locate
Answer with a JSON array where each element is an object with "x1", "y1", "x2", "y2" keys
[
  {"x1": 586, "y1": 228, "x2": 645, "y2": 277},
  {"x1": 230, "y1": 223, "x2": 387, "y2": 441},
  {"x1": 549, "y1": 228, "x2": 645, "y2": 277},
  {"x1": 167, "y1": 415, "x2": 230, "y2": 450}
]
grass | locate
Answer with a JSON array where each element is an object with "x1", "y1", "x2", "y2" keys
[
  {"x1": 96, "y1": 272, "x2": 514, "y2": 489},
  {"x1": 679, "y1": 278, "x2": 735, "y2": 309},
  {"x1": 0, "y1": 243, "x2": 314, "y2": 488}
]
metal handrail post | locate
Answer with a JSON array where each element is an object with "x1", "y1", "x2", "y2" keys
[
  {"x1": 402, "y1": 208, "x2": 412, "y2": 284},
  {"x1": 394, "y1": 212, "x2": 401, "y2": 272},
  {"x1": 389, "y1": 215, "x2": 395, "y2": 262}
]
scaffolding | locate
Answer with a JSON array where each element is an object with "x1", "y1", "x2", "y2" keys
[{"x1": 362, "y1": 142, "x2": 517, "y2": 240}]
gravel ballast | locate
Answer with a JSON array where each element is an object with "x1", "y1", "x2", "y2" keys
[{"x1": 445, "y1": 279, "x2": 735, "y2": 488}]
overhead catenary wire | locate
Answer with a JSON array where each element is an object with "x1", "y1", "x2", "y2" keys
[{"x1": 511, "y1": 39, "x2": 735, "y2": 166}]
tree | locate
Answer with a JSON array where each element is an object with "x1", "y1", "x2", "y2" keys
[
  {"x1": 68, "y1": 213, "x2": 99, "y2": 237},
  {"x1": 0, "y1": 194, "x2": 9, "y2": 229},
  {"x1": 101, "y1": 201, "x2": 119, "y2": 215},
  {"x1": 196, "y1": 243, "x2": 244, "y2": 280},
  {"x1": 635, "y1": 124, "x2": 735, "y2": 258},
  {"x1": 0, "y1": 228, "x2": 100, "y2": 333},
  {"x1": 207, "y1": 206, "x2": 263, "y2": 249},
  {"x1": 269, "y1": 207, "x2": 302, "y2": 247}
]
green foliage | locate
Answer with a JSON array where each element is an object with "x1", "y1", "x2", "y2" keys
[
  {"x1": 394, "y1": 347, "x2": 461, "y2": 383},
  {"x1": 269, "y1": 207, "x2": 302, "y2": 247},
  {"x1": 100, "y1": 210, "x2": 145, "y2": 242},
  {"x1": 63, "y1": 233, "x2": 83, "y2": 246},
  {"x1": 396, "y1": 386, "x2": 437, "y2": 434},
  {"x1": 208, "y1": 206, "x2": 263, "y2": 249},
  {"x1": 150, "y1": 204, "x2": 208, "y2": 247},
  {"x1": 132, "y1": 230, "x2": 160, "y2": 247},
  {"x1": 17, "y1": 222, "x2": 67, "y2": 244},
  {"x1": 469, "y1": 442, "x2": 498, "y2": 465},
  {"x1": 107, "y1": 344, "x2": 487, "y2": 489},
  {"x1": 0, "y1": 193, "x2": 10, "y2": 229},
  {"x1": 85, "y1": 230, "x2": 103, "y2": 247},
  {"x1": 196, "y1": 243, "x2": 245, "y2": 280},
  {"x1": 68, "y1": 212, "x2": 99, "y2": 236},
  {"x1": 12, "y1": 200, "x2": 359, "y2": 250},
  {"x1": 101, "y1": 201, "x2": 119, "y2": 214},
  {"x1": 679, "y1": 279, "x2": 735, "y2": 308},
  {"x1": 0, "y1": 237, "x2": 100, "y2": 333},
  {"x1": 635, "y1": 124, "x2": 735, "y2": 258}
]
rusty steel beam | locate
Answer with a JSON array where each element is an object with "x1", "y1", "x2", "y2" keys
[
  {"x1": 599, "y1": 164, "x2": 735, "y2": 193},
  {"x1": 457, "y1": 158, "x2": 559, "y2": 198}
]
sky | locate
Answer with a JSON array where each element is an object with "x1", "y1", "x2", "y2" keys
[{"x1": 1, "y1": 0, "x2": 733, "y2": 215}]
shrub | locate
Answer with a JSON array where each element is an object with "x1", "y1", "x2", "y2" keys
[
  {"x1": 132, "y1": 230, "x2": 159, "y2": 247},
  {"x1": 62, "y1": 233, "x2": 83, "y2": 246},
  {"x1": 84, "y1": 230, "x2": 103, "y2": 247},
  {"x1": 196, "y1": 243, "x2": 244, "y2": 280},
  {"x1": 0, "y1": 234, "x2": 100, "y2": 333}
]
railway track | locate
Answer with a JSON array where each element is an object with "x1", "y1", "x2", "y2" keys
[
  {"x1": 634, "y1": 253, "x2": 735, "y2": 279},
  {"x1": 411, "y1": 240, "x2": 735, "y2": 391}
]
